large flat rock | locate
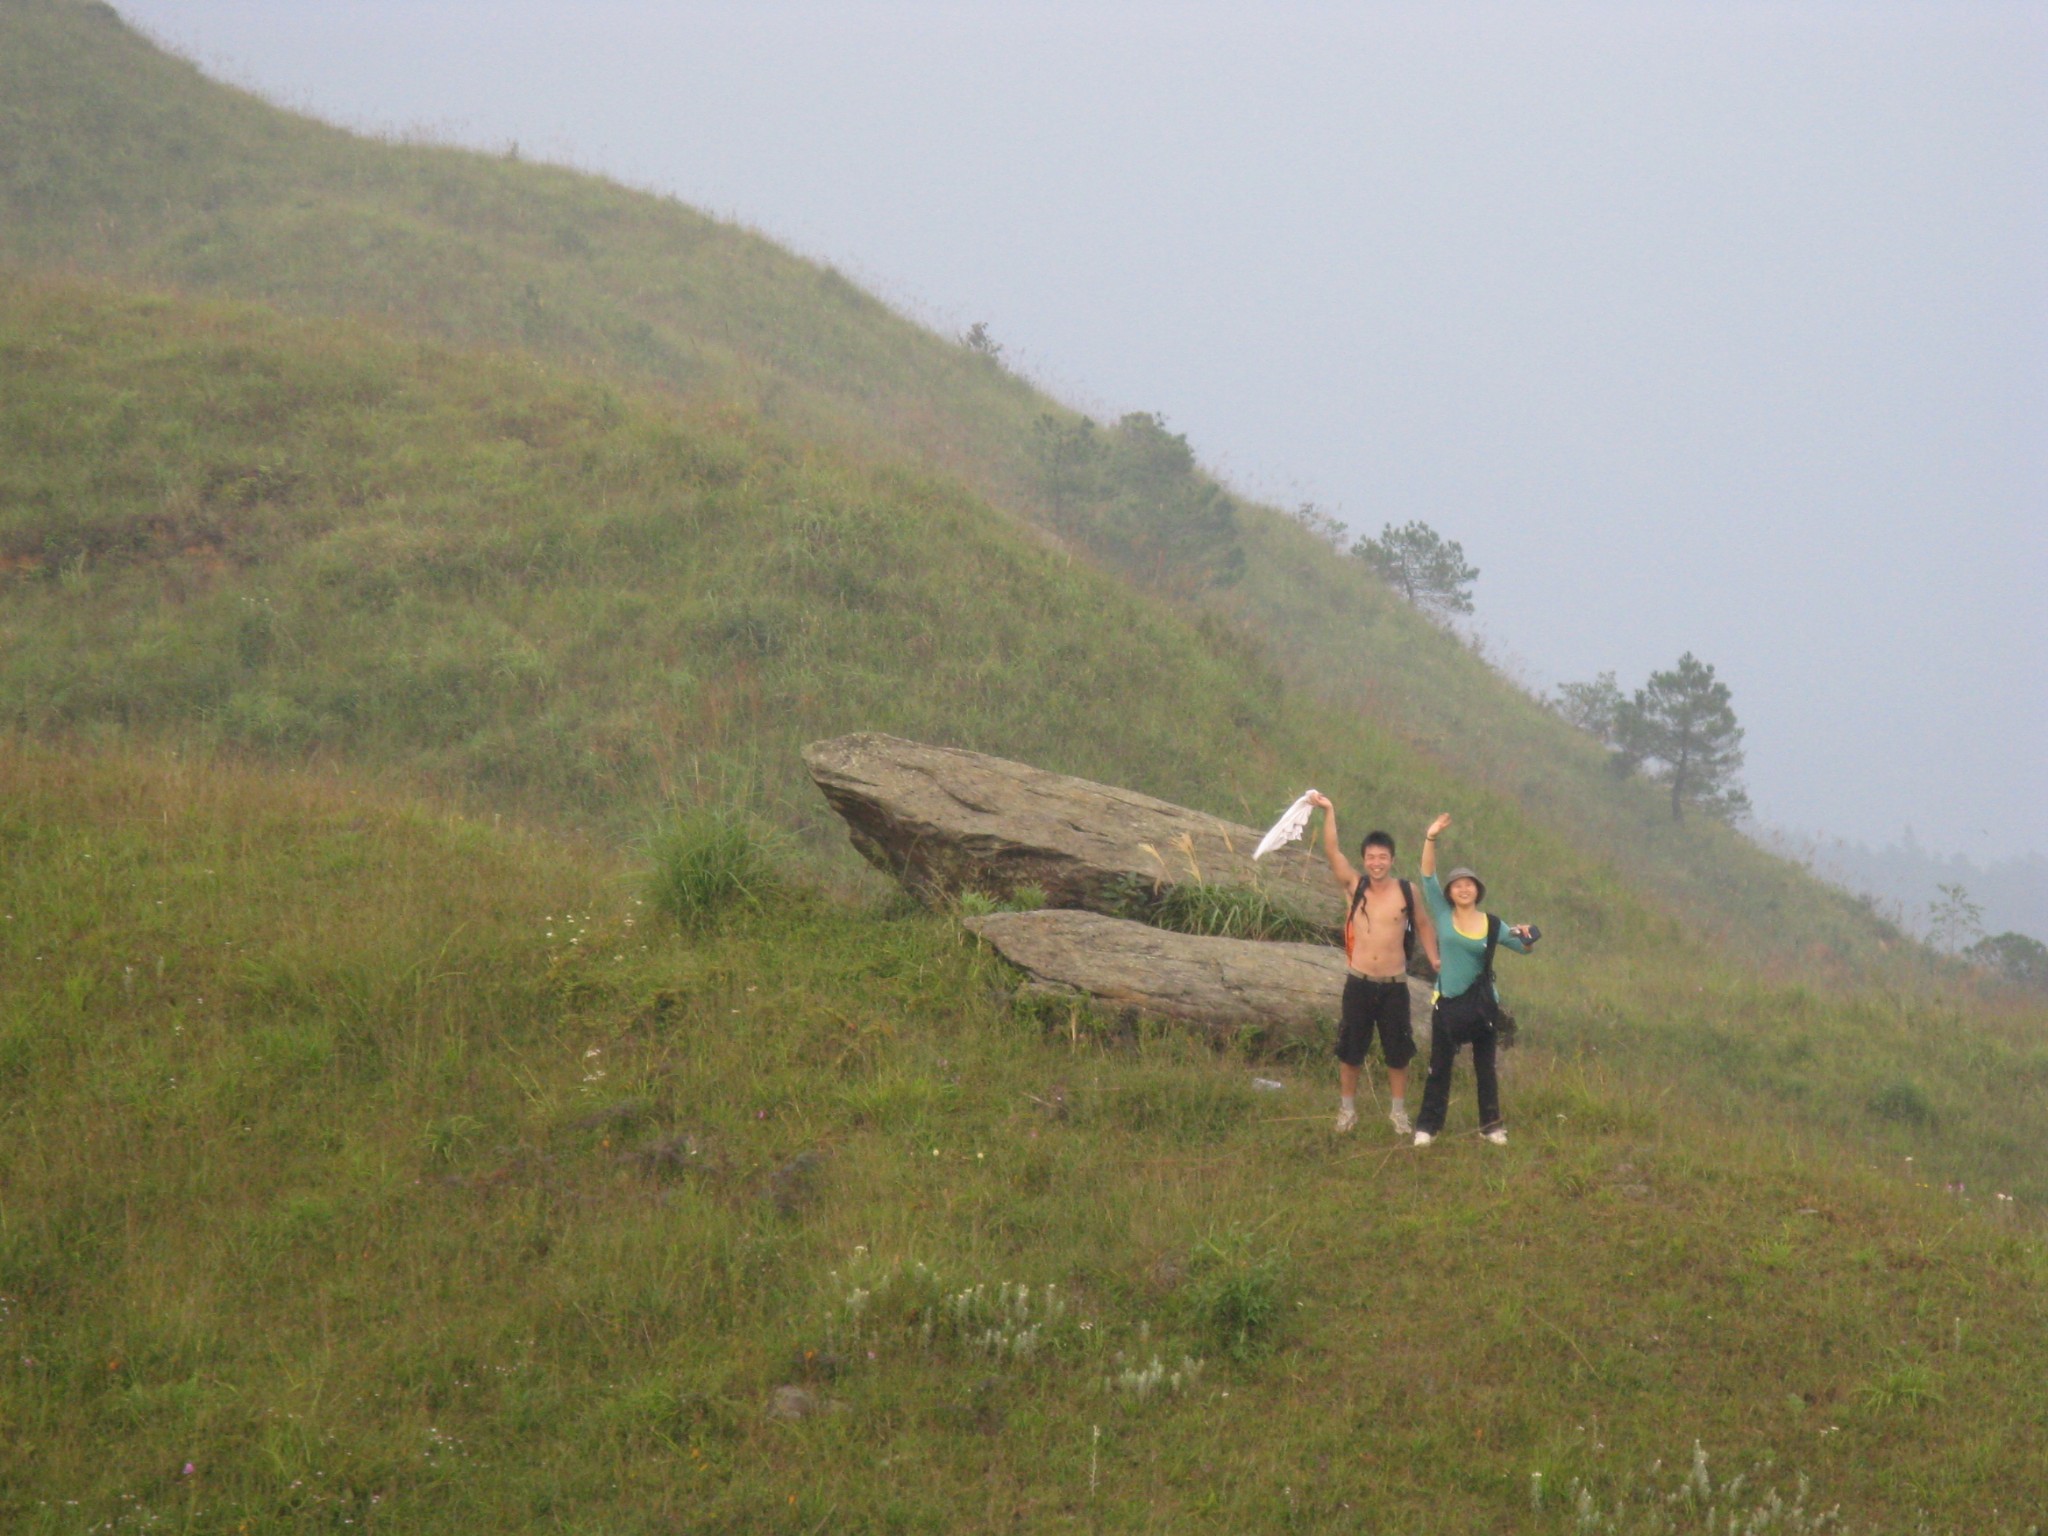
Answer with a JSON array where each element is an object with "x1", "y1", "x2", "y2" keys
[
  {"x1": 803, "y1": 733, "x2": 1341, "y2": 926},
  {"x1": 963, "y1": 909, "x2": 1433, "y2": 1035}
]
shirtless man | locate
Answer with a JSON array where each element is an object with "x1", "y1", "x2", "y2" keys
[{"x1": 1307, "y1": 792, "x2": 1439, "y2": 1135}]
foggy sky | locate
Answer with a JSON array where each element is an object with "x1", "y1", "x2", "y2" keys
[{"x1": 114, "y1": 1, "x2": 2048, "y2": 863}]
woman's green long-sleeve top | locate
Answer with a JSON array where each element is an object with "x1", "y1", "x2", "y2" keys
[{"x1": 1420, "y1": 873, "x2": 1530, "y2": 1000}]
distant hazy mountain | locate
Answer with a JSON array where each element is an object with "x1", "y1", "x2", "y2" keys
[{"x1": 1795, "y1": 833, "x2": 2048, "y2": 944}]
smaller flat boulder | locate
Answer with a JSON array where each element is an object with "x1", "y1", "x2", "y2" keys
[{"x1": 964, "y1": 908, "x2": 1433, "y2": 1035}]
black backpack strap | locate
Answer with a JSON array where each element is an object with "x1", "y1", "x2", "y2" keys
[
  {"x1": 1481, "y1": 914, "x2": 1501, "y2": 985},
  {"x1": 1398, "y1": 879, "x2": 1417, "y2": 961}
]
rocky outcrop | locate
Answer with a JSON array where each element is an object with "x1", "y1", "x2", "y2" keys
[
  {"x1": 963, "y1": 909, "x2": 1433, "y2": 1035},
  {"x1": 804, "y1": 735, "x2": 1439, "y2": 1034},
  {"x1": 802, "y1": 733, "x2": 1341, "y2": 927}
]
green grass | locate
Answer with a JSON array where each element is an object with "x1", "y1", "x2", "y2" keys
[
  {"x1": 2, "y1": 10, "x2": 2047, "y2": 1524},
  {"x1": 1, "y1": 740, "x2": 2043, "y2": 1532}
]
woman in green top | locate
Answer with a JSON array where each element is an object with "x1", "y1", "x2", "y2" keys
[{"x1": 1413, "y1": 812, "x2": 1538, "y2": 1146}]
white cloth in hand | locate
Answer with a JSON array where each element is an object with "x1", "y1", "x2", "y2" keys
[{"x1": 1253, "y1": 789, "x2": 1320, "y2": 860}]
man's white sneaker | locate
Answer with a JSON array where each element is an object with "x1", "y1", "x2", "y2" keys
[
  {"x1": 1389, "y1": 1104, "x2": 1412, "y2": 1136},
  {"x1": 1335, "y1": 1104, "x2": 1358, "y2": 1133},
  {"x1": 1411, "y1": 1130, "x2": 1434, "y2": 1147},
  {"x1": 1483, "y1": 1127, "x2": 1508, "y2": 1146}
]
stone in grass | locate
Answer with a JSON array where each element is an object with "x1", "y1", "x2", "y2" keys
[
  {"x1": 765, "y1": 1384, "x2": 848, "y2": 1422},
  {"x1": 765, "y1": 1385, "x2": 816, "y2": 1421},
  {"x1": 1609, "y1": 1163, "x2": 1652, "y2": 1200}
]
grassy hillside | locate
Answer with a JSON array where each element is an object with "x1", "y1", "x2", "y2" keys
[
  {"x1": 0, "y1": 0, "x2": 1912, "y2": 963},
  {"x1": 0, "y1": 0, "x2": 1045, "y2": 493},
  {"x1": 0, "y1": 272, "x2": 1334, "y2": 829},
  {"x1": 8, "y1": 262, "x2": 2048, "y2": 1202},
  {"x1": 3, "y1": 739, "x2": 2044, "y2": 1532}
]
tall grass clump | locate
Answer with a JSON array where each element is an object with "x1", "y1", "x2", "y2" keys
[
  {"x1": 1137, "y1": 880, "x2": 1332, "y2": 945},
  {"x1": 1868, "y1": 1080, "x2": 1937, "y2": 1128},
  {"x1": 957, "y1": 883, "x2": 1048, "y2": 917},
  {"x1": 644, "y1": 803, "x2": 783, "y2": 928},
  {"x1": 1178, "y1": 1223, "x2": 1292, "y2": 1362}
]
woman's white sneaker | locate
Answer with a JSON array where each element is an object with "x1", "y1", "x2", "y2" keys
[
  {"x1": 1412, "y1": 1130, "x2": 1434, "y2": 1147},
  {"x1": 1483, "y1": 1127, "x2": 1508, "y2": 1145}
]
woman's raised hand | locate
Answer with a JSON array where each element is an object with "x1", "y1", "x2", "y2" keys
[{"x1": 1426, "y1": 813, "x2": 1452, "y2": 839}]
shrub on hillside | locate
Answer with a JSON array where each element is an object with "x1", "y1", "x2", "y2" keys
[
  {"x1": 644, "y1": 804, "x2": 784, "y2": 929},
  {"x1": 1966, "y1": 930, "x2": 2048, "y2": 991},
  {"x1": 1868, "y1": 1079, "x2": 1936, "y2": 1127}
]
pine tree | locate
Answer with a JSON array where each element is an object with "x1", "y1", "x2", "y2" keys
[
  {"x1": 1613, "y1": 653, "x2": 1749, "y2": 823},
  {"x1": 1028, "y1": 412, "x2": 1101, "y2": 514},
  {"x1": 1554, "y1": 670, "x2": 1624, "y2": 742},
  {"x1": 1351, "y1": 521, "x2": 1478, "y2": 622}
]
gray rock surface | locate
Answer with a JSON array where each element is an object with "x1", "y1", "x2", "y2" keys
[
  {"x1": 765, "y1": 1384, "x2": 847, "y2": 1421},
  {"x1": 963, "y1": 909, "x2": 1433, "y2": 1034},
  {"x1": 803, "y1": 733, "x2": 1341, "y2": 925},
  {"x1": 765, "y1": 1385, "x2": 818, "y2": 1421}
]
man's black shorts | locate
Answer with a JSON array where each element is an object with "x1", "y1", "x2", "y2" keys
[{"x1": 1335, "y1": 975, "x2": 1416, "y2": 1070}]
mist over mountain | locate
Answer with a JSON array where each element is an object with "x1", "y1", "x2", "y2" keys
[{"x1": 1802, "y1": 835, "x2": 2048, "y2": 946}]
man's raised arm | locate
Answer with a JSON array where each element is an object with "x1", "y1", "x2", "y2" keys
[{"x1": 1307, "y1": 792, "x2": 1356, "y2": 891}]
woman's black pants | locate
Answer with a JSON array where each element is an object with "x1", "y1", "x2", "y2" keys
[{"x1": 1415, "y1": 994, "x2": 1502, "y2": 1135}]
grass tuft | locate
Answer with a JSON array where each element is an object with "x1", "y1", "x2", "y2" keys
[
  {"x1": 1868, "y1": 1080, "x2": 1937, "y2": 1127},
  {"x1": 1178, "y1": 1223, "x2": 1292, "y2": 1362},
  {"x1": 644, "y1": 804, "x2": 783, "y2": 929},
  {"x1": 1133, "y1": 880, "x2": 1332, "y2": 945}
]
